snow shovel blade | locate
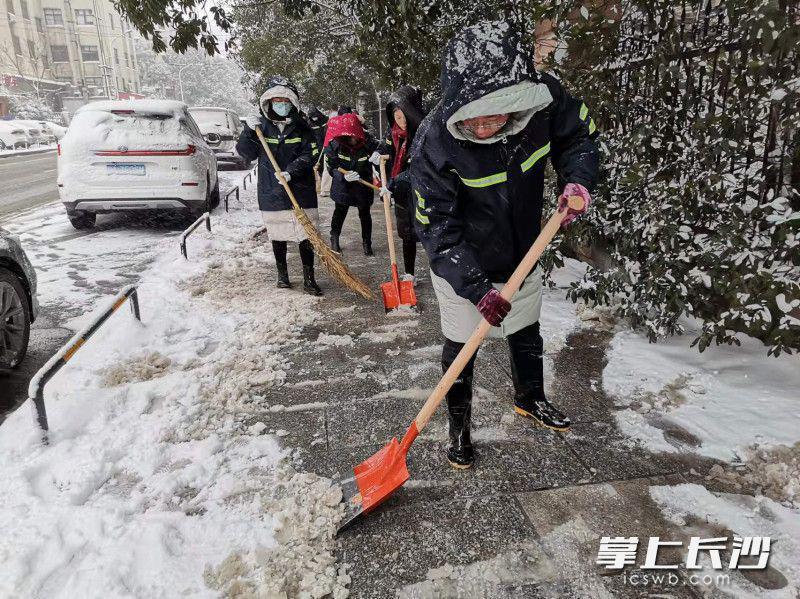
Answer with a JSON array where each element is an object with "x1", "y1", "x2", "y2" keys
[
  {"x1": 337, "y1": 436, "x2": 411, "y2": 533},
  {"x1": 398, "y1": 280, "x2": 418, "y2": 309},
  {"x1": 380, "y1": 280, "x2": 401, "y2": 312}
]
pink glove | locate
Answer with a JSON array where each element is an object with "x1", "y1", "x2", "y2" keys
[
  {"x1": 558, "y1": 183, "x2": 591, "y2": 227},
  {"x1": 477, "y1": 289, "x2": 511, "y2": 327}
]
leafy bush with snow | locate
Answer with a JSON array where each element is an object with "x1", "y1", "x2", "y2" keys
[{"x1": 549, "y1": 0, "x2": 799, "y2": 356}]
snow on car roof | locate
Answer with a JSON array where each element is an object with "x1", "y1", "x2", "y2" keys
[
  {"x1": 77, "y1": 99, "x2": 188, "y2": 115},
  {"x1": 188, "y1": 106, "x2": 229, "y2": 112}
]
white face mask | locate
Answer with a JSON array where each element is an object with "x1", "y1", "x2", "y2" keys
[{"x1": 272, "y1": 101, "x2": 292, "y2": 117}]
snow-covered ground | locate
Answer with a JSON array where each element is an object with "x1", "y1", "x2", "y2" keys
[
  {"x1": 604, "y1": 321, "x2": 800, "y2": 463},
  {"x1": 0, "y1": 178, "x2": 348, "y2": 598}
]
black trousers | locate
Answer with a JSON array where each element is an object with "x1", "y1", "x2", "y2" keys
[
  {"x1": 441, "y1": 321, "x2": 545, "y2": 402},
  {"x1": 330, "y1": 203, "x2": 372, "y2": 242},
  {"x1": 272, "y1": 239, "x2": 314, "y2": 267}
]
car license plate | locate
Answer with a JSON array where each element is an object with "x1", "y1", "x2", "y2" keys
[{"x1": 107, "y1": 163, "x2": 145, "y2": 176}]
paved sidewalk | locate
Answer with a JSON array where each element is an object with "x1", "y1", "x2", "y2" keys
[{"x1": 246, "y1": 197, "x2": 766, "y2": 598}]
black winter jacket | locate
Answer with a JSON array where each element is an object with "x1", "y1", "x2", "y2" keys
[
  {"x1": 411, "y1": 22, "x2": 599, "y2": 304},
  {"x1": 236, "y1": 114, "x2": 319, "y2": 212},
  {"x1": 379, "y1": 85, "x2": 427, "y2": 239},
  {"x1": 324, "y1": 137, "x2": 380, "y2": 208},
  {"x1": 307, "y1": 107, "x2": 328, "y2": 151}
]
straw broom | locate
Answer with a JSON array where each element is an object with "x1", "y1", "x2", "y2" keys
[{"x1": 255, "y1": 127, "x2": 374, "y2": 300}]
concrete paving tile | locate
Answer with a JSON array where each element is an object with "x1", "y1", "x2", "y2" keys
[
  {"x1": 561, "y1": 420, "x2": 695, "y2": 481},
  {"x1": 336, "y1": 494, "x2": 539, "y2": 598},
  {"x1": 516, "y1": 475, "x2": 704, "y2": 598}
]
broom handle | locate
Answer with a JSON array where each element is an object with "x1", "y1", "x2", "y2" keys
[
  {"x1": 255, "y1": 127, "x2": 302, "y2": 212},
  {"x1": 337, "y1": 167, "x2": 381, "y2": 192},
  {"x1": 411, "y1": 195, "x2": 586, "y2": 433},
  {"x1": 378, "y1": 157, "x2": 398, "y2": 271}
]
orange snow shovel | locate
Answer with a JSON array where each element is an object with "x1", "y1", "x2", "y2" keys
[
  {"x1": 378, "y1": 157, "x2": 417, "y2": 311},
  {"x1": 337, "y1": 194, "x2": 587, "y2": 533},
  {"x1": 337, "y1": 164, "x2": 418, "y2": 311}
]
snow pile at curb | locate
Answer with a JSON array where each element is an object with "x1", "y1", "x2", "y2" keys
[
  {"x1": 705, "y1": 442, "x2": 800, "y2": 507},
  {"x1": 99, "y1": 350, "x2": 173, "y2": 386},
  {"x1": 205, "y1": 467, "x2": 349, "y2": 598},
  {"x1": 0, "y1": 188, "x2": 347, "y2": 597}
]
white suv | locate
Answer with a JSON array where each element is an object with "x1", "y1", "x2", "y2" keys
[
  {"x1": 189, "y1": 106, "x2": 251, "y2": 169},
  {"x1": 57, "y1": 99, "x2": 219, "y2": 229}
]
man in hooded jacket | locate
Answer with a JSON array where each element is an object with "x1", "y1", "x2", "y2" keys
[
  {"x1": 412, "y1": 22, "x2": 599, "y2": 469},
  {"x1": 237, "y1": 76, "x2": 322, "y2": 295}
]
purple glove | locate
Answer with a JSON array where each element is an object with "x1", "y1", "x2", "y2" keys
[
  {"x1": 558, "y1": 183, "x2": 592, "y2": 227},
  {"x1": 477, "y1": 289, "x2": 511, "y2": 327}
]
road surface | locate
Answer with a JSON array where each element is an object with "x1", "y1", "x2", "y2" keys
[{"x1": 0, "y1": 150, "x2": 59, "y2": 219}]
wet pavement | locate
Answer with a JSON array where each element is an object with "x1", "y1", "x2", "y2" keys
[{"x1": 242, "y1": 196, "x2": 762, "y2": 598}]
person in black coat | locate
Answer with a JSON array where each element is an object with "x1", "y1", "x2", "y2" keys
[
  {"x1": 375, "y1": 85, "x2": 426, "y2": 279},
  {"x1": 307, "y1": 107, "x2": 328, "y2": 175},
  {"x1": 324, "y1": 113, "x2": 380, "y2": 256},
  {"x1": 411, "y1": 22, "x2": 599, "y2": 469},
  {"x1": 236, "y1": 76, "x2": 322, "y2": 295}
]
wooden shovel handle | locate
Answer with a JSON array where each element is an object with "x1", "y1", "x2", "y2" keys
[
  {"x1": 336, "y1": 167, "x2": 381, "y2": 191},
  {"x1": 378, "y1": 157, "x2": 398, "y2": 269},
  {"x1": 413, "y1": 195, "x2": 586, "y2": 431}
]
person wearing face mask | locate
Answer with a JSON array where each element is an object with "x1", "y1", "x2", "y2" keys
[
  {"x1": 411, "y1": 22, "x2": 599, "y2": 469},
  {"x1": 323, "y1": 112, "x2": 380, "y2": 256},
  {"x1": 371, "y1": 85, "x2": 427, "y2": 281},
  {"x1": 236, "y1": 76, "x2": 323, "y2": 295}
]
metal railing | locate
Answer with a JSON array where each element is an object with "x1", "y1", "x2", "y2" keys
[
  {"x1": 243, "y1": 171, "x2": 253, "y2": 190},
  {"x1": 28, "y1": 286, "x2": 141, "y2": 439},
  {"x1": 224, "y1": 186, "x2": 239, "y2": 212},
  {"x1": 179, "y1": 212, "x2": 211, "y2": 259}
]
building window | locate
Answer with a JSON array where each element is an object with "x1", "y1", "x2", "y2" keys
[
  {"x1": 84, "y1": 76, "x2": 102, "y2": 88},
  {"x1": 124, "y1": 47, "x2": 130, "y2": 67},
  {"x1": 20, "y1": 0, "x2": 29, "y2": 19},
  {"x1": 27, "y1": 40, "x2": 36, "y2": 59},
  {"x1": 42, "y1": 51, "x2": 49, "y2": 68},
  {"x1": 75, "y1": 9, "x2": 95, "y2": 25},
  {"x1": 80, "y1": 45, "x2": 99, "y2": 62},
  {"x1": 35, "y1": 17, "x2": 43, "y2": 32},
  {"x1": 50, "y1": 44, "x2": 69, "y2": 62},
  {"x1": 5, "y1": 0, "x2": 14, "y2": 15},
  {"x1": 43, "y1": 8, "x2": 63, "y2": 26},
  {"x1": 114, "y1": 48, "x2": 119, "y2": 64},
  {"x1": 109, "y1": 14, "x2": 115, "y2": 29},
  {"x1": 11, "y1": 34, "x2": 22, "y2": 56}
]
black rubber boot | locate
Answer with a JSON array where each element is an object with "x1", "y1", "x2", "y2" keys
[
  {"x1": 303, "y1": 265, "x2": 323, "y2": 296},
  {"x1": 362, "y1": 239, "x2": 374, "y2": 256},
  {"x1": 330, "y1": 233, "x2": 341, "y2": 253},
  {"x1": 276, "y1": 262, "x2": 292, "y2": 289},
  {"x1": 509, "y1": 322, "x2": 571, "y2": 431},
  {"x1": 443, "y1": 338, "x2": 477, "y2": 469}
]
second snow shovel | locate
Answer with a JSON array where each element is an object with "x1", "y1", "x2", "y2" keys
[
  {"x1": 377, "y1": 157, "x2": 417, "y2": 312},
  {"x1": 337, "y1": 194, "x2": 586, "y2": 533}
]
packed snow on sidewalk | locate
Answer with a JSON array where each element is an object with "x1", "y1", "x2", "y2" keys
[{"x1": 0, "y1": 183, "x2": 349, "y2": 598}]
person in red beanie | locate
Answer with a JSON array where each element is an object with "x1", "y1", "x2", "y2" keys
[{"x1": 323, "y1": 113, "x2": 381, "y2": 256}]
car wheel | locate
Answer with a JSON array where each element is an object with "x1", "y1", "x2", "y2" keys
[
  {"x1": 0, "y1": 139, "x2": 7, "y2": 151},
  {"x1": 0, "y1": 267, "x2": 31, "y2": 369},
  {"x1": 68, "y1": 211, "x2": 96, "y2": 230}
]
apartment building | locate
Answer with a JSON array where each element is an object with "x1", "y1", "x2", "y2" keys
[{"x1": 1, "y1": 0, "x2": 140, "y2": 115}]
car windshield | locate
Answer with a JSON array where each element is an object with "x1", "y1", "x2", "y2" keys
[{"x1": 189, "y1": 110, "x2": 227, "y2": 126}]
